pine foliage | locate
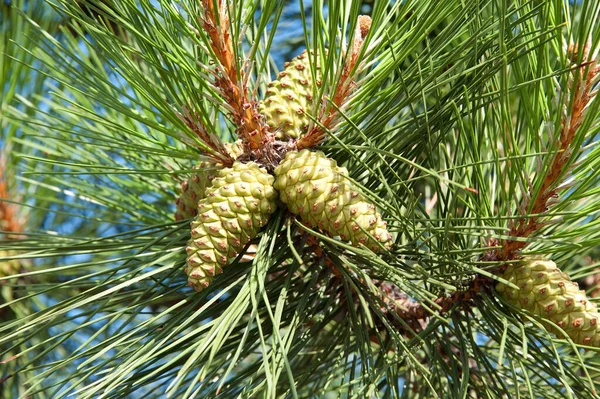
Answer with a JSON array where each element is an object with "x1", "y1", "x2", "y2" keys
[{"x1": 2, "y1": 0, "x2": 600, "y2": 398}]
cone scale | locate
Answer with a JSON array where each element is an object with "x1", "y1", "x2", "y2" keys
[
  {"x1": 185, "y1": 162, "x2": 277, "y2": 291},
  {"x1": 496, "y1": 258, "x2": 600, "y2": 347},
  {"x1": 274, "y1": 149, "x2": 393, "y2": 252}
]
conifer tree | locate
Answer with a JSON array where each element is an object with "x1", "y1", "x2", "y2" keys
[{"x1": 2, "y1": 0, "x2": 600, "y2": 397}]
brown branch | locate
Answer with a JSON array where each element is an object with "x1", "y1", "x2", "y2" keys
[
  {"x1": 296, "y1": 15, "x2": 372, "y2": 150},
  {"x1": 199, "y1": 0, "x2": 270, "y2": 155},
  {"x1": 372, "y1": 275, "x2": 492, "y2": 338},
  {"x1": 0, "y1": 182, "x2": 21, "y2": 235},
  {"x1": 0, "y1": 158, "x2": 22, "y2": 236}
]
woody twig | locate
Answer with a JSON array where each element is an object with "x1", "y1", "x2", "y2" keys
[
  {"x1": 0, "y1": 156, "x2": 22, "y2": 237},
  {"x1": 0, "y1": 153, "x2": 24, "y2": 315},
  {"x1": 296, "y1": 16, "x2": 372, "y2": 150},
  {"x1": 199, "y1": 0, "x2": 270, "y2": 155},
  {"x1": 0, "y1": 183, "x2": 21, "y2": 237}
]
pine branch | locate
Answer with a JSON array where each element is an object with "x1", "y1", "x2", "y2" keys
[
  {"x1": 296, "y1": 16, "x2": 372, "y2": 150},
  {"x1": 497, "y1": 46, "x2": 599, "y2": 261},
  {"x1": 199, "y1": 0, "x2": 271, "y2": 156},
  {"x1": 6, "y1": 0, "x2": 600, "y2": 396},
  {"x1": 388, "y1": 40, "x2": 600, "y2": 337}
]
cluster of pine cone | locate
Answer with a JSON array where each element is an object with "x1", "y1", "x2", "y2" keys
[
  {"x1": 173, "y1": 50, "x2": 600, "y2": 350},
  {"x1": 175, "y1": 51, "x2": 393, "y2": 291}
]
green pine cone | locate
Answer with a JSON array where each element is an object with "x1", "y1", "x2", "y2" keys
[
  {"x1": 0, "y1": 250, "x2": 20, "y2": 278},
  {"x1": 496, "y1": 258, "x2": 600, "y2": 346},
  {"x1": 175, "y1": 161, "x2": 220, "y2": 221},
  {"x1": 185, "y1": 162, "x2": 277, "y2": 291},
  {"x1": 274, "y1": 149, "x2": 393, "y2": 252},
  {"x1": 259, "y1": 51, "x2": 321, "y2": 140},
  {"x1": 175, "y1": 141, "x2": 244, "y2": 221}
]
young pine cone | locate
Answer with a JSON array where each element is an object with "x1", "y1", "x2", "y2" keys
[
  {"x1": 496, "y1": 258, "x2": 600, "y2": 347},
  {"x1": 0, "y1": 250, "x2": 20, "y2": 278},
  {"x1": 185, "y1": 162, "x2": 277, "y2": 291},
  {"x1": 175, "y1": 162, "x2": 220, "y2": 221},
  {"x1": 259, "y1": 50, "x2": 322, "y2": 140},
  {"x1": 175, "y1": 141, "x2": 244, "y2": 221},
  {"x1": 274, "y1": 149, "x2": 393, "y2": 252}
]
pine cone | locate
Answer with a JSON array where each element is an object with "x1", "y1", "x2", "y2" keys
[
  {"x1": 174, "y1": 141, "x2": 244, "y2": 221},
  {"x1": 259, "y1": 51, "x2": 321, "y2": 140},
  {"x1": 185, "y1": 162, "x2": 277, "y2": 291},
  {"x1": 0, "y1": 250, "x2": 20, "y2": 278},
  {"x1": 496, "y1": 258, "x2": 600, "y2": 346},
  {"x1": 274, "y1": 149, "x2": 393, "y2": 252},
  {"x1": 175, "y1": 161, "x2": 220, "y2": 221}
]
